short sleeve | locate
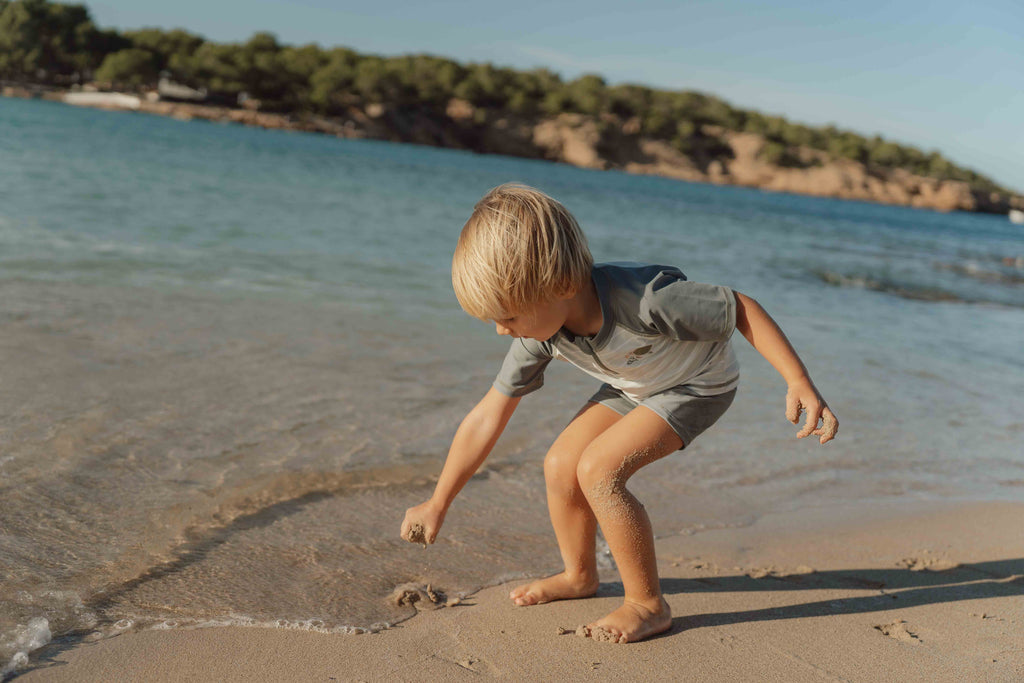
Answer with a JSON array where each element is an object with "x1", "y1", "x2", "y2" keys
[
  {"x1": 641, "y1": 272, "x2": 736, "y2": 342},
  {"x1": 493, "y1": 338, "x2": 554, "y2": 397}
]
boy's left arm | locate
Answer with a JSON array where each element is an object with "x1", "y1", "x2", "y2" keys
[{"x1": 733, "y1": 291, "x2": 839, "y2": 444}]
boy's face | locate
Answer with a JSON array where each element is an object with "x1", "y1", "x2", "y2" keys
[{"x1": 494, "y1": 299, "x2": 568, "y2": 342}]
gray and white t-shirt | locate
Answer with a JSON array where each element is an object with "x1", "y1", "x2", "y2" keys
[{"x1": 493, "y1": 263, "x2": 739, "y2": 401}]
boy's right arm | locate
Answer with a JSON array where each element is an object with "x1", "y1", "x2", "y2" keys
[{"x1": 400, "y1": 387, "x2": 521, "y2": 545}]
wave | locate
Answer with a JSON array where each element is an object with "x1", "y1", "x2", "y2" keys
[
  {"x1": 1, "y1": 618, "x2": 51, "y2": 679},
  {"x1": 934, "y1": 259, "x2": 1024, "y2": 287},
  {"x1": 815, "y1": 270, "x2": 966, "y2": 303}
]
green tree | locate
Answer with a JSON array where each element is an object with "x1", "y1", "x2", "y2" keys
[
  {"x1": 0, "y1": 0, "x2": 111, "y2": 81},
  {"x1": 503, "y1": 68, "x2": 559, "y2": 114},
  {"x1": 124, "y1": 28, "x2": 203, "y2": 73},
  {"x1": 95, "y1": 47, "x2": 157, "y2": 86},
  {"x1": 926, "y1": 151, "x2": 953, "y2": 178},
  {"x1": 353, "y1": 55, "x2": 408, "y2": 104},
  {"x1": 564, "y1": 73, "x2": 606, "y2": 115},
  {"x1": 179, "y1": 41, "x2": 244, "y2": 94},
  {"x1": 381, "y1": 54, "x2": 455, "y2": 106},
  {"x1": 308, "y1": 47, "x2": 359, "y2": 113},
  {"x1": 696, "y1": 95, "x2": 741, "y2": 128},
  {"x1": 758, "y1": 140, "x2": 804, "y2": 167},
  {"x1": 867, "y1": 136, "x2": 904, "y2": 168},
  {"x1": 277, "y1": 43, "x2": 328, "y2": 108},
  {"x1": 403, "y1": 55, "x2": 463, "y2": 106},
  {"x1": 235, "y1": 32, "x2": 290, "y2": 106},
  {"x1": 453, "y1": 62, "x2": 513, "y2": 108},
  {"x1": 827, "y1": 131, "x2": 868, "y2": 163},
  {"x1": 606, "y1": 83, "x2": 651, "y2": 119}
]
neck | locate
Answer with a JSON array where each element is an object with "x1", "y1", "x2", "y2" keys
[{"x1": 563, "y1": 279, "x2": 603, "y2": 337}]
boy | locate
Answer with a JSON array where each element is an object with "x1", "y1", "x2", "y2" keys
[{"x1": 401, "y1": 183, "x2": 838, "y2": 643}]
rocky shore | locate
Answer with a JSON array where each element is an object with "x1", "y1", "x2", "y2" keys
[{"x1": 7, "y1": 85, "x2": 1021, "y2": 215}]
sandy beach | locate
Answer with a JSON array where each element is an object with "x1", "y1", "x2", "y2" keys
[{"x1": 20, "y1": 500, "x2": 1024, "y2": 682}]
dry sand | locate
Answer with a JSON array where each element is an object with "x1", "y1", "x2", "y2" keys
[{"x1": 20, "y1": 500, "x2": 1024, "y2": 682}]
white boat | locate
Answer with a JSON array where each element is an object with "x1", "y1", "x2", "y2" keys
[
  {"x1": 63, "y1": 92, "x2": 141, "y2": 110},
  {"x1": 1009, "y1": 209, "x2": 1024, "y2": 224}
]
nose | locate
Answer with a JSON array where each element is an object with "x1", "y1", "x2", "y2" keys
[{"x1": 495, "y1": 322, "x2": 512, "y2": 336}]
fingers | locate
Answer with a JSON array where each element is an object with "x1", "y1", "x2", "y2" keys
[
  {"x1": 796, "y1": 402, "x2": 820, "y2": 439},
  {"x1": 796, "y1": 405, "x2": 838, "y2": 444},
  {"x1": 400, "y1": 513, "x2": 424, "y2": 543},
  {"x1": 785, "y1": 393, "x2": 801, "y2": 424},
  {"x1": 814, "y1": 408, "x2": 839, "y2": 444}
]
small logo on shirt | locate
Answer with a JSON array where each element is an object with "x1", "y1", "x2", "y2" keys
[{"x1": 625, "y1": 345, "x2": 653, "y2": 365}]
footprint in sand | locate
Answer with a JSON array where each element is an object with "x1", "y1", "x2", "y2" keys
[
  {"x1": 897, "y1": 551, "x2": 958, "y2": 572},
  {"x1": 455, "y1": 657, "x2": 479, "y2": 672},
  {"x1": 874, "y1": 619, "x2": 921, "y2": 644},
  {"x1": 746, "y1": 565, "x2": 815, "y2": 579}
]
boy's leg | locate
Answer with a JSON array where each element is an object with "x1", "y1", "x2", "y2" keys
[
  {"x1": 510, "y1": 401, "x2": 623, "y2": 606},
  {"x1": 575, "y1": 405, "x2": 682, "y2": 643}
]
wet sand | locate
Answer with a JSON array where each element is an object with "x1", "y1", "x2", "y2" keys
[{"x1": 21, "y1": 500, "x2": 1024, "y2": 681}]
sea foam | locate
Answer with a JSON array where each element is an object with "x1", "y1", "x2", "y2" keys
[{"x1": 1, "y1": 617, "x2": 51, "y2": 677}]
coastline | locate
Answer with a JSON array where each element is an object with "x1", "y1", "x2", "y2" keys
[
  {"x1": 19, "y1": 499, "x2": 1024, "y2": 681},
  {"x1": 4, "y1": 86, "x2": 1020, "y2": 217}
]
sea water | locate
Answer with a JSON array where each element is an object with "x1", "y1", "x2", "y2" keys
[{"x1": 2, "y1": 96, "x2": 1023, "y2": 674}]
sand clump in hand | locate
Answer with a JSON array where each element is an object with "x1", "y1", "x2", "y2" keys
[{"x1": 406, "y1": 523, "x2": 428, "y2": 548}]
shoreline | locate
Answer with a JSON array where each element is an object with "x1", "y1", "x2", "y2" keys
[
  {"x1": 18, "y1": 498, "x2": 1024, "y2": 681},
  {"x1": 4, "y1": 86, "x2": 1021, "y2": 217}
]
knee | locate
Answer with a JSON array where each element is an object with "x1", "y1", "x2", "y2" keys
[
  {"x1": 575, "y1": 448, "x2": 622, "y2": 499},
  {"x1": 543, "y1": 446, "x2": 580, "y2": 489}
]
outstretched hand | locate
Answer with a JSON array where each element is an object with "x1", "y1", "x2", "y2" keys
[
  {"x1": 785, "y1": 379, "x2": 838, "y2": 444},
  {"x1": 400, "y1": 500, "x2": 446, "y2": 547}
]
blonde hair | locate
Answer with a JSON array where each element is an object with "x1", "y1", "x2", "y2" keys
[{"x1": 452, "y1": 183, "x2": 593, "y2": 321}]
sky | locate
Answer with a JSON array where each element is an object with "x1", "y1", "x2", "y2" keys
[{"x1": 89, "y1": 0, "x2": 1024, "y2": 192}]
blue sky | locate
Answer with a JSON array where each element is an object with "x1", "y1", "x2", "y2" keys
[{"x1": 89, "y1": 0, "x2": 1024, "y2": 191}]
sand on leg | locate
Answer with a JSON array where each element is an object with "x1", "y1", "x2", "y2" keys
[
  {"x1": 574, "y1": 406, "x2": 682, "y2": 643},
  {"x1": 510, "y1": 402, "x2": 622, "y2": 606}
]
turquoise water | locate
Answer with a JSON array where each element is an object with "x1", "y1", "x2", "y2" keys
[{"x1": 2, "y1": 96, "x2": 1023, "y2": 675}]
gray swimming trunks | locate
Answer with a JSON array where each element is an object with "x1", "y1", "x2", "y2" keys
[{"x1": 589, "y1": 383, "x2": 736, "y2": 449}]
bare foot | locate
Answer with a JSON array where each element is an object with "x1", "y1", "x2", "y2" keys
[
  {"x1": 578, "y1": 597, "x2": 671, "y2": 643},
  {"x1": 509, "y1": 572, "x2": 599, "y2": 606}
]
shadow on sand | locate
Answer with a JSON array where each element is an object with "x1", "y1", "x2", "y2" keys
[{"x1": 589, "y1": 558, "x2": 1024, "y2": 638}]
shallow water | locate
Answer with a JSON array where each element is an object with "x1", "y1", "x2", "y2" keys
[{"x1": 2, "y1": 96, "x2": 1023, "y2": 675}]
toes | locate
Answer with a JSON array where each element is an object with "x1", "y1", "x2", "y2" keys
[
  {"x1": 511, "y1": 590, "x2": 538, "y2": 606},
  {"x1": 602, "y1": 626, "x2": 626, "y2": 643},
  {"x1": 580, "y1": 623, "x2": 625, "y2": 643}
]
